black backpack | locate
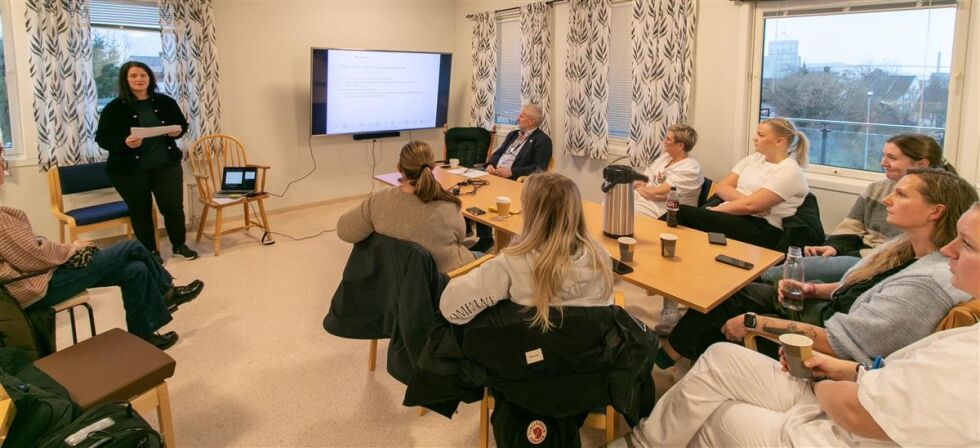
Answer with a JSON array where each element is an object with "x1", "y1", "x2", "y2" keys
[
  {"x1": 0, "y1": 347, "x2": 77, "y2": 447},
  {"x1": 39, "y1": 402, "x2": 162, "y2": 448}
]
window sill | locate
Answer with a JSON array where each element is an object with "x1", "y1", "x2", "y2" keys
[
  {"x1": 6, "y1": 156, "x2": 37, "y2": 169},
  {"x1": 805, "y1": 171, "x2": 872, "y2": 195}
]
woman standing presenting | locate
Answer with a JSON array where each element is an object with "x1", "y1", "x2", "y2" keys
[{"x1": 96, "y1": 61, "x2": 198, "y2": 261}]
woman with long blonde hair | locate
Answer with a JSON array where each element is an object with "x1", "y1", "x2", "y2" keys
[
  {"x1": 657, "y1": 168, "x2": 977, "y2": 367},
  {"x1": 678, "y1": 117, "x2": 810, "y2": 250},
  {"x1": 440, "y1": 172, "x2": 614, "y2": 329},
  {"x1": 337, "y1": 140, "x2": 475, "y2": 272}
]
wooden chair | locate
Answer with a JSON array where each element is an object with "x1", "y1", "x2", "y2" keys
[
  {"x1": 51, "y1": 292, "x2": 96, "y2": 345},
  {"x1": 34, "y1": 328, "x2": 177, "y2": 446},
  {"x1": 367, "y1": 253, "x2": 496, "y2": 372},
  {"x1": 47, "y1": 162, "x2": 158, "y2": 247},
  {"x1": 189, "y1": 134, "x2": 273, "y2": 256},
  {"x1": 697, "y1": 177, "x2": 715, "y2": 207},
  {"x1": 478, "y1": 292, "x2": 626, "y2": 447}
]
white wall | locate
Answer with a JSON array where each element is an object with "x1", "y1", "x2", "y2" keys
[{"x1": 213, "y1": 1, "x2": 458, "y2": 216}]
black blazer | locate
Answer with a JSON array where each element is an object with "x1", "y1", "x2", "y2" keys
[
  {"x1": 487, "y1": 128, "x2": 553, "y2": 179},
  {"x1": 95, "y1": 94, "x2": 189, "y2": 174}
]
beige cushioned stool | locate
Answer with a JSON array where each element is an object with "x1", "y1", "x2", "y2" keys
[{"x1": 34, "y1": 328, "x2": 178, "y2": 446}]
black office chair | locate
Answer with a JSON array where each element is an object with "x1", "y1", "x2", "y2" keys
[{"x1": 444, "y1": 127, "x2": 495, "y2": 168}]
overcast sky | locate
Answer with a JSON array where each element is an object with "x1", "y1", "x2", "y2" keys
[{"x1": 764, "y1": 7, "x2": 956, "y2": 76}]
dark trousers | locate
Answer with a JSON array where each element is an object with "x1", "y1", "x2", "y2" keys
[
  {"x1": 668, "y1": 282, "x2": 827, "y2": 360},
  {"x1": 28, "y1": 240, "x2": 173, "y2": 337},
  {"x1": 677, "y1": 204, "x2": 783, "y2": 250},
  {"x1": 108, "y1": 164, "x2": 187, "y2": 252}
]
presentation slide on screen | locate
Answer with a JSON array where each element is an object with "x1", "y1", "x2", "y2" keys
[{"x1": 325, "y1": 50, "x2": 440, "y2": 134}]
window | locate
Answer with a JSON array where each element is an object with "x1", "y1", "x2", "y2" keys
[
  {"x1": 607, "y1": 2, "x2": 632, "y2": 139},
  {"x1": 495, "y1": 16, "x2": 521, "y2": 125},
  {"x1": 752, "y1": 0, "x2": 967, "y2": 176},
  {"x1": 0, "y1": 12, "x2": 16, "y2": 154},
  {"x1": 90, "y1": 0, "x2": 162, "y2": 112}
]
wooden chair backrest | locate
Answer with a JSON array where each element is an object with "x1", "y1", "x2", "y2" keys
[{"x1": 189, "y1": 134, "x2": 250, "y2": 199}]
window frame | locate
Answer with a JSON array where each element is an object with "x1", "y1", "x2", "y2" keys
[
  {"x1": 0, "y1": 0, "x2": 26, "y2": 158},
  {"x1": 494, "y1": 12, "x2": 521, "y2": 127},
  {"x1": 746, "y1": 0, "x2": 972, "y2": 182}
]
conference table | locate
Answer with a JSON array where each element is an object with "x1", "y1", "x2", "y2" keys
[{"x1": 374, "y1": 168, "x2": 783, "y2": 313}]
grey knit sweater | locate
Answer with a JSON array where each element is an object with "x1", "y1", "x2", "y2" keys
[
  {"x1": 825, "y1": 250, "x2": 971, "y2": 364},
  {"x1": 337, "y1": 187, "x2": 475, "y2": 273}
]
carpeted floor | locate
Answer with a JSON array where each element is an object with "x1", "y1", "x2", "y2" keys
[{"x1": 61, "y1": 197, "x2": 674, "y2": 447}]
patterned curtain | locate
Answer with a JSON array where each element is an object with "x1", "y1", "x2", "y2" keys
[
  {"x1": 25, "y1": 0, "x2": 100, "y2": 170},
  {"x1": 159, "y1": 0, "x2": 221, "y2": 147},
  {"x1": 469, "y1": 12, "x2": 497, "y2": 129},
  {"x1": 565, "y1": 0, "x2": 611, "y2": 159},
  {"x1": 520, "y1": 2, "x2": 551, "y2": 134},
  {"x1": 628, "y1": 0, "x2": 697, "y2": 166}
]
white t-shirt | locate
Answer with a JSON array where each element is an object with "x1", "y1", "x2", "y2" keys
[
  {"x1": 439, "y1": 248, "x2": 612, "y2": 324},
  {"x1": 729, "y1": 152, "x2": 808, "y2": 229},
  {"x1": 784, "y1": 325, "x2": 980, "y2": 447},
  {"x1": 634, "y1": 154, "x2": 703, "y2": 218},
  {"x1": 858, "y1": 324, "x2": 980, "y2": 447}
]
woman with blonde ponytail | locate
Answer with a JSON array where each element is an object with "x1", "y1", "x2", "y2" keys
[
  {"x1": 440, "y1": 172, "x2": 614, "y2": 329},
  {"x1": 337, "y1": 140, "x2": 475, "y2": 272},
  {"x1": 657, "y1": 168, "x2": 977, "y2": 367},
  {"x1": 677, "y1": 117, "x2": 810, "y2": 250}
]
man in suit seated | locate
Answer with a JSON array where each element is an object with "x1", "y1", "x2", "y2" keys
[
  {"x1": 472, "y1": 104, "x2": 553, "y2": 253},
  {"x1": 485, "y1": 104, "x2": 552, "y2": 180}
]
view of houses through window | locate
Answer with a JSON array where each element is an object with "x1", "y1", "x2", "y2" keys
[{"x1": 759, "y1": 7, "x2": 956, "y2": 172}]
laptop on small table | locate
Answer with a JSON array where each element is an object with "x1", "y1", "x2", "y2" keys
[{"x1": 213, "y1": 167, "x2": 258, "y2": 197}]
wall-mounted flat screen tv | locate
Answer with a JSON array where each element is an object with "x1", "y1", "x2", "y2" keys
[{"x1": 311, "y1": 48, "x2": 452, "y2": 136}]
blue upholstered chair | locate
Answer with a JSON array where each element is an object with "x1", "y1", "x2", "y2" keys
[{"x1": 46, "y1": 161, "x2": 157, "y2": 247}]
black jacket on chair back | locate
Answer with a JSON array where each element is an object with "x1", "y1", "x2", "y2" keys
[
  {"x1": 323, "y1": 233, "x2": 449, "y2": 384},
  {"x1": 404, "y1": 301, "x2": 658, "y2": 426}
]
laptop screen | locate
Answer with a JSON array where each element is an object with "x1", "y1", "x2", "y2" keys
[{"x1": 221, "y1": 167, "x2": 258, "y2": 191}]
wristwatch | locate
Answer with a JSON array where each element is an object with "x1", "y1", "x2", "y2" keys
[{"x1": 743, "y1": 312, "x2": 757, "y2": 329}]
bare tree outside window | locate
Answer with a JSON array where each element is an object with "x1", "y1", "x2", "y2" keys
[{"x1": 760, "y1": 7, "x2": 955, "y2": 172}]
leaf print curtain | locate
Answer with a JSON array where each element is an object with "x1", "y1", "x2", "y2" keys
[
  {"x1": 628, "y1": 0, "x2": 697, "y2": 166},
  {"x1": 159, "y1": 0, "x2": 221, "y2": 147},
  {"x1": 26, "y1": 0, "x2": 100, "y2": 170},
  {"x1": 565, "y1": 0, "x2": 611, "y2": 159},
  {"x1": 470, "y1": 12, "x2": 497, "y2": 129},
  {"x1": 520, "y1": 2, "x2": 551, "y2": 134}
]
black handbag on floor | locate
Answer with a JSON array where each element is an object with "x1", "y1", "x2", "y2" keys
[{"x1": 39, "y1": 401, "x2": 162, "y2": 448}]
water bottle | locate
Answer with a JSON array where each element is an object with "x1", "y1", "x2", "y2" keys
[
  {"x1": 665, "y1": 186, "x2": 680, "y2": 228},
  {"x1": 782, "y1": 246, "x2": 805, "y2": 311}
]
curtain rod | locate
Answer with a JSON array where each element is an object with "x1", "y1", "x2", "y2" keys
[{"x1": 466, "y1": 0, "x2": 566, "y2": 20}]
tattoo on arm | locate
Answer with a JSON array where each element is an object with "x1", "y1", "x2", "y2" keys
[{"x1": 762, "y1": 321, "x2": 809, "y2": 337}]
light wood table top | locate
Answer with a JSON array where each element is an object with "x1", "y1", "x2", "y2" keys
[{"x1": 374, "y1": 168, "x2": 783, "y2": 313}]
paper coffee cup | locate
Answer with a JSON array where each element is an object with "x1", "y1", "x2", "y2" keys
[
  {"x1": 496, "y1": 196, "x2": 512, "y2": 218},
  {"x1": 617, "y1": 237, "x2": 637, "y2": 262},
  {"x1": 449, "y1": 158, "x2": 460, "y2": 169},
  {"x1": 659, "y1": 233, "x2": 678, "y2": 258},
  {"x1": 779, "y1": 333, "x2": 813, "y2": 379}
]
